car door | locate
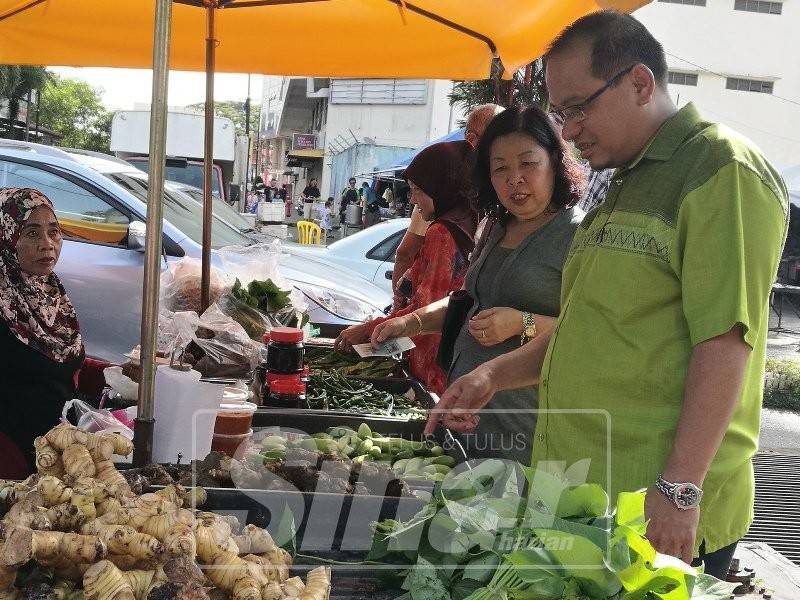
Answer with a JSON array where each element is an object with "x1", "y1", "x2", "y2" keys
[
  {"x1": 365, "y1": 229, "x2": 406, "y2": 293},
  {"x1": 0, "y1": 157, "x2": 145, "y2": 363}
]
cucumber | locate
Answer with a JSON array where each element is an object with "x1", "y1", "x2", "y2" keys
[
  {"x1": 431, "y1": 455, "x2": 456, "y2": 467},
  {"x1": 394, "y1": 449, "x2": 415, "y2": 460},
  {"x1": 357, "y1": 423, "x2": 372, "y2": 440}
]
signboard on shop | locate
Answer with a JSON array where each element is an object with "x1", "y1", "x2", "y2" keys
[{"x1": 292, "y1": 133, "x2": 317, "y2": 150}]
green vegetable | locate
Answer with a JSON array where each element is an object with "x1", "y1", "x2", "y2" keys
[
  {"x1": 431, "y1": 455, "x2": 456, "y2": 467},
  {"x1": 358, "y1": 423, "x2": 372, "y2": 439},
  {"x1": 367, "y1": 461, "x2": 735, "y2": 600}
]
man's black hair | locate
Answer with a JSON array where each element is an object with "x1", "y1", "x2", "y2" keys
[{"x1": 546, "y1": 10, "x2": 668, "y2": 89}]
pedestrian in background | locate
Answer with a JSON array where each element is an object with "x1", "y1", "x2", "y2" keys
[
  {"x1": 302, "y1": 178, "x2": 321, "y2": 220},
  {"x1": 362, "y1": 182, "x2": 381, "y2": 227},
  {"x1": 340, "y1": 177, "x2": 359, "y2": 225},
  {"x1": 319, "y1": 198, "x2": 333, "y2": 239}
]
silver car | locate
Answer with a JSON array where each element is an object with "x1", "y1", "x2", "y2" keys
[{"x1": 0, "y1": 142, "x2": 391, "y2": 363}]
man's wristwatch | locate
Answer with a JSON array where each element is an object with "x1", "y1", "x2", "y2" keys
[
  {"x1": 655, "y1": 475, "x2": 703, "y2": 510},
  {"x1": 521, "y1": 312, "x2": 537, "y2": 345}
]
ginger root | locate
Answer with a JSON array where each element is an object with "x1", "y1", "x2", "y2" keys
[
  {"x1": 1, "y1": 527, "x2": 106, "y2": 568},
  {"x1": 34, "y1": 437, "x2": 64, "y2": 478},
  {"x1": 83, "y1": 560, "x2": 134, "y2": 600},
  {"x1": 96, "y1": 525, "x2": 162, "y2": 561},
  {"x1": 63, "y1": 446, "x2": 96, "y2": 480}
]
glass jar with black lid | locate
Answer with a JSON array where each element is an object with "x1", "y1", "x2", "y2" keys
[{"x1": 265, "y1": 327, "x2": 305, "y2": 374}]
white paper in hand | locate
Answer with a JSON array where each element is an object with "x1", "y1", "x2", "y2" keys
[{"x1": 353, "y1": 337, "x2": 416, "y2": 358}]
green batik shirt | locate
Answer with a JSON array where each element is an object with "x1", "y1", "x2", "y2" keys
[{"x1": 533, "y1": 103, "x2": 788, "y2": 553}]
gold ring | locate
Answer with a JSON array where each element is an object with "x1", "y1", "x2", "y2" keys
[{"x1": 481, "y1": 330, "x2": 486, "y2": 339}]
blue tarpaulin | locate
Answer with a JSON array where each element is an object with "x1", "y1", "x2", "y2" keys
[{"x1": 370, "y1": 128, "x2": 465, "y2": 175}]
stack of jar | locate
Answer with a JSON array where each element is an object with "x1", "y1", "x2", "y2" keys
[{"x1": 258, "y1": 327, "x2": 307, "y2": 408}]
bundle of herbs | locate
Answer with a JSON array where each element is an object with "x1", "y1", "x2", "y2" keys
[{"x1": 366, "y1": 460, "x2": 736, "y2": 600}]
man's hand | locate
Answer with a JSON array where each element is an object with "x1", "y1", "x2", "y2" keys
[
  {"x1": 424, "y1": 366, "x2": 496, "y2": 435},
  {"x1": 468, "y1": 307, "x2": 522, "y2": 347},
  {"x1": 333, "y1": 323, "x2": 372, "y2": 353},
  {"x1": 644, "y1": 487, "x2": 699, "y2": 566}
]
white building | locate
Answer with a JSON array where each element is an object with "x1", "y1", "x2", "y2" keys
[
  {"x1": 258, "y1": 76, "x2": 464, "y2": 199},
  {"x1": 634, "y1": 0, "x2": 800, "y2": 172}
]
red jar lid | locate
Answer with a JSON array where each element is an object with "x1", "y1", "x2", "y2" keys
[
  {"x1": 269, "y1": 327, "x2": 304, "y2": 343},
  {"x1": 270, "y1": 379, "x2": 306, "y2": 394},
  {"x1": 266, "y1": 372, "x2": 303, "y2": 385}
]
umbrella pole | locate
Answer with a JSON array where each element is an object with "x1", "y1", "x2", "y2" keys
[
  {"x1": 200, "y1": 5, "x2": 216, "y2": 313},
  {"x1": 133, "y1": 0, "x2": 172, "y2": 467}
]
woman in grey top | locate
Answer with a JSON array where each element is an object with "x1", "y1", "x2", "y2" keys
[{"x1": 372, "y1": 105, "x2": 585, "y2": 464}]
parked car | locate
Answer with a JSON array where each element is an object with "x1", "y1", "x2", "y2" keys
[
  {"x1": 0, "y1": 142, "x2": 391, "y2": 363},
  {"x1": 286, "y1": 218, "x2": 410, "y2": 294}
]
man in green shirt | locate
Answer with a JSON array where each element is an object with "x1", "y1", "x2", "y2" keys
[{"x1": 426, "y1": 10, "x2": 788, "y2": 578}]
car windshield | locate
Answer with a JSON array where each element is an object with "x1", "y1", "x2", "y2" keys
[
  {"x1": 105, "y1": 172, "x2": 252, "y2": 249},
  {"x1": 180, "y1": 185, "x2": 254, "y2": 232},
  {"x1": 128, "y1": 158, "x2": 222, "y2": 197}
]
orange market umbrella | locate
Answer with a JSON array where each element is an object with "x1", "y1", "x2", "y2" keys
[
  {"x1": 1, "y1": 0, "x2": 650, "y2": 464},
  {"x1": 2, "y1": 0, "x2": 650, "y2": 78}
]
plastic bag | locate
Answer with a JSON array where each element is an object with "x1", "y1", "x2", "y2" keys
[
  {"x1": 217, "y1": 241, "x2": 308, "y2": 316},
  {"x1": 103, "y1": 366, "x2": 139, "y2": 402},
  {"x1": 160, "y1": 257, "x2": 227, "y2": 314},
  {"x1": 173, "y1": 305, "x2": 263, "y2": 378},
  {"x1": 62, "y1": 399, "x2": 134, "y2": 439}
]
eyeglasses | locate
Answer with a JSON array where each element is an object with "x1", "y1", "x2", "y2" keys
[{"x1": 549, "y1": 64, "x2": 635, "y2": 125}]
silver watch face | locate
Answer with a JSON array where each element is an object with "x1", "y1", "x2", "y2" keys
[{"x1": 673, "y1": 484, "x2": 701, "y2": 509}]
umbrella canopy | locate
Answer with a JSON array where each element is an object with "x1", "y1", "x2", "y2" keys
[{"x1": 1, "y1": 0, "x2": 650, "y2": 79}]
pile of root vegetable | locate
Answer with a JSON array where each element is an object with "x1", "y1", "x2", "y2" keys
[
  {"x1": 0, "y1": 424, "x2": 330, "y2": 600},
  {"x1": 120, "y1": 450, "x2": 413, "y2": 499}
]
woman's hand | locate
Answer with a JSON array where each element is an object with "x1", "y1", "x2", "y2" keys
[
  {"x1": 424, "y1": 365, "x2": 496, "y2": 435},
  {"x1": 468, "y1": 307, "x2": 522, "y2": 346},
  {"x1": 333, "y1": 323, "x2": 372, "y2": 353},
  {"x1": 371, "y1": 316, "x2": 414, "y2": 348}
]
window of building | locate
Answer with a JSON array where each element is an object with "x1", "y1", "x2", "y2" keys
[
  {"x1": 658, "y1": 0, "x2": 706, "y2": 6},
  {"x1": 734, "y1": 0, "x2": 782, "y2": 14},
  {"x1": 726, "y1": 77, "x2": 774, "y2": 94},
  {"x1": 330, "y1": 79, "x2": 428, "y2": 105},
  {"x1": 668, "y1": 72, "x2": 698, "y2": 86}
]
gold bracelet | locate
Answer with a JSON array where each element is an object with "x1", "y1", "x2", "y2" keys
[{"x1": 410, "y1": 312, "x2": 423, "y2": 335}]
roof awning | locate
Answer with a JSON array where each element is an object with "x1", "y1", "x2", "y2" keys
[{"x1": 287, "y1": 149, "x2": 324, "y2": 159}]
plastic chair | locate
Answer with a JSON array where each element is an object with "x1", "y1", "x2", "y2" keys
[{"x1": 296, "y1": 220, "x2": 323, "y2": 245}]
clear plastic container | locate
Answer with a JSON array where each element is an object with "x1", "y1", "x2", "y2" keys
[
  {"x1": 213, "y1": 401, "x2": 257, "y2": 435},
  {"x1": 211, "y1": 428, "x2": 253, "y2": 457}
]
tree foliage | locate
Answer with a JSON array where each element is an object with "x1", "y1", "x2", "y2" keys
[
  {"x1": 449, "y1": 60, "x2": 548, "y2": 117},
  {"x1": 0, "y1": 65, "x2": 51, "y2": 134},
  {"x1": 37, "y1": 73, "x2": 113, "y2": 152},
  {"x1": 185, "y1": 99, "x2": 260, "y2": 137}
]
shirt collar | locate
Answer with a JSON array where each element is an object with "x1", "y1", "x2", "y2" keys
[{"x1": 624, "y1": 102, "x2": 704, "y2": 171}]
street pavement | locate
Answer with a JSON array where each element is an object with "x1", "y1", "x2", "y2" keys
[{"x1": 763, "y1": 307, "x2": 800, "y2": 454}]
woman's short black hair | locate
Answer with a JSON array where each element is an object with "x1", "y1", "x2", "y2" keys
[{"x1": 474, "y1": 105, "x2": 585, "y2": 219}]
